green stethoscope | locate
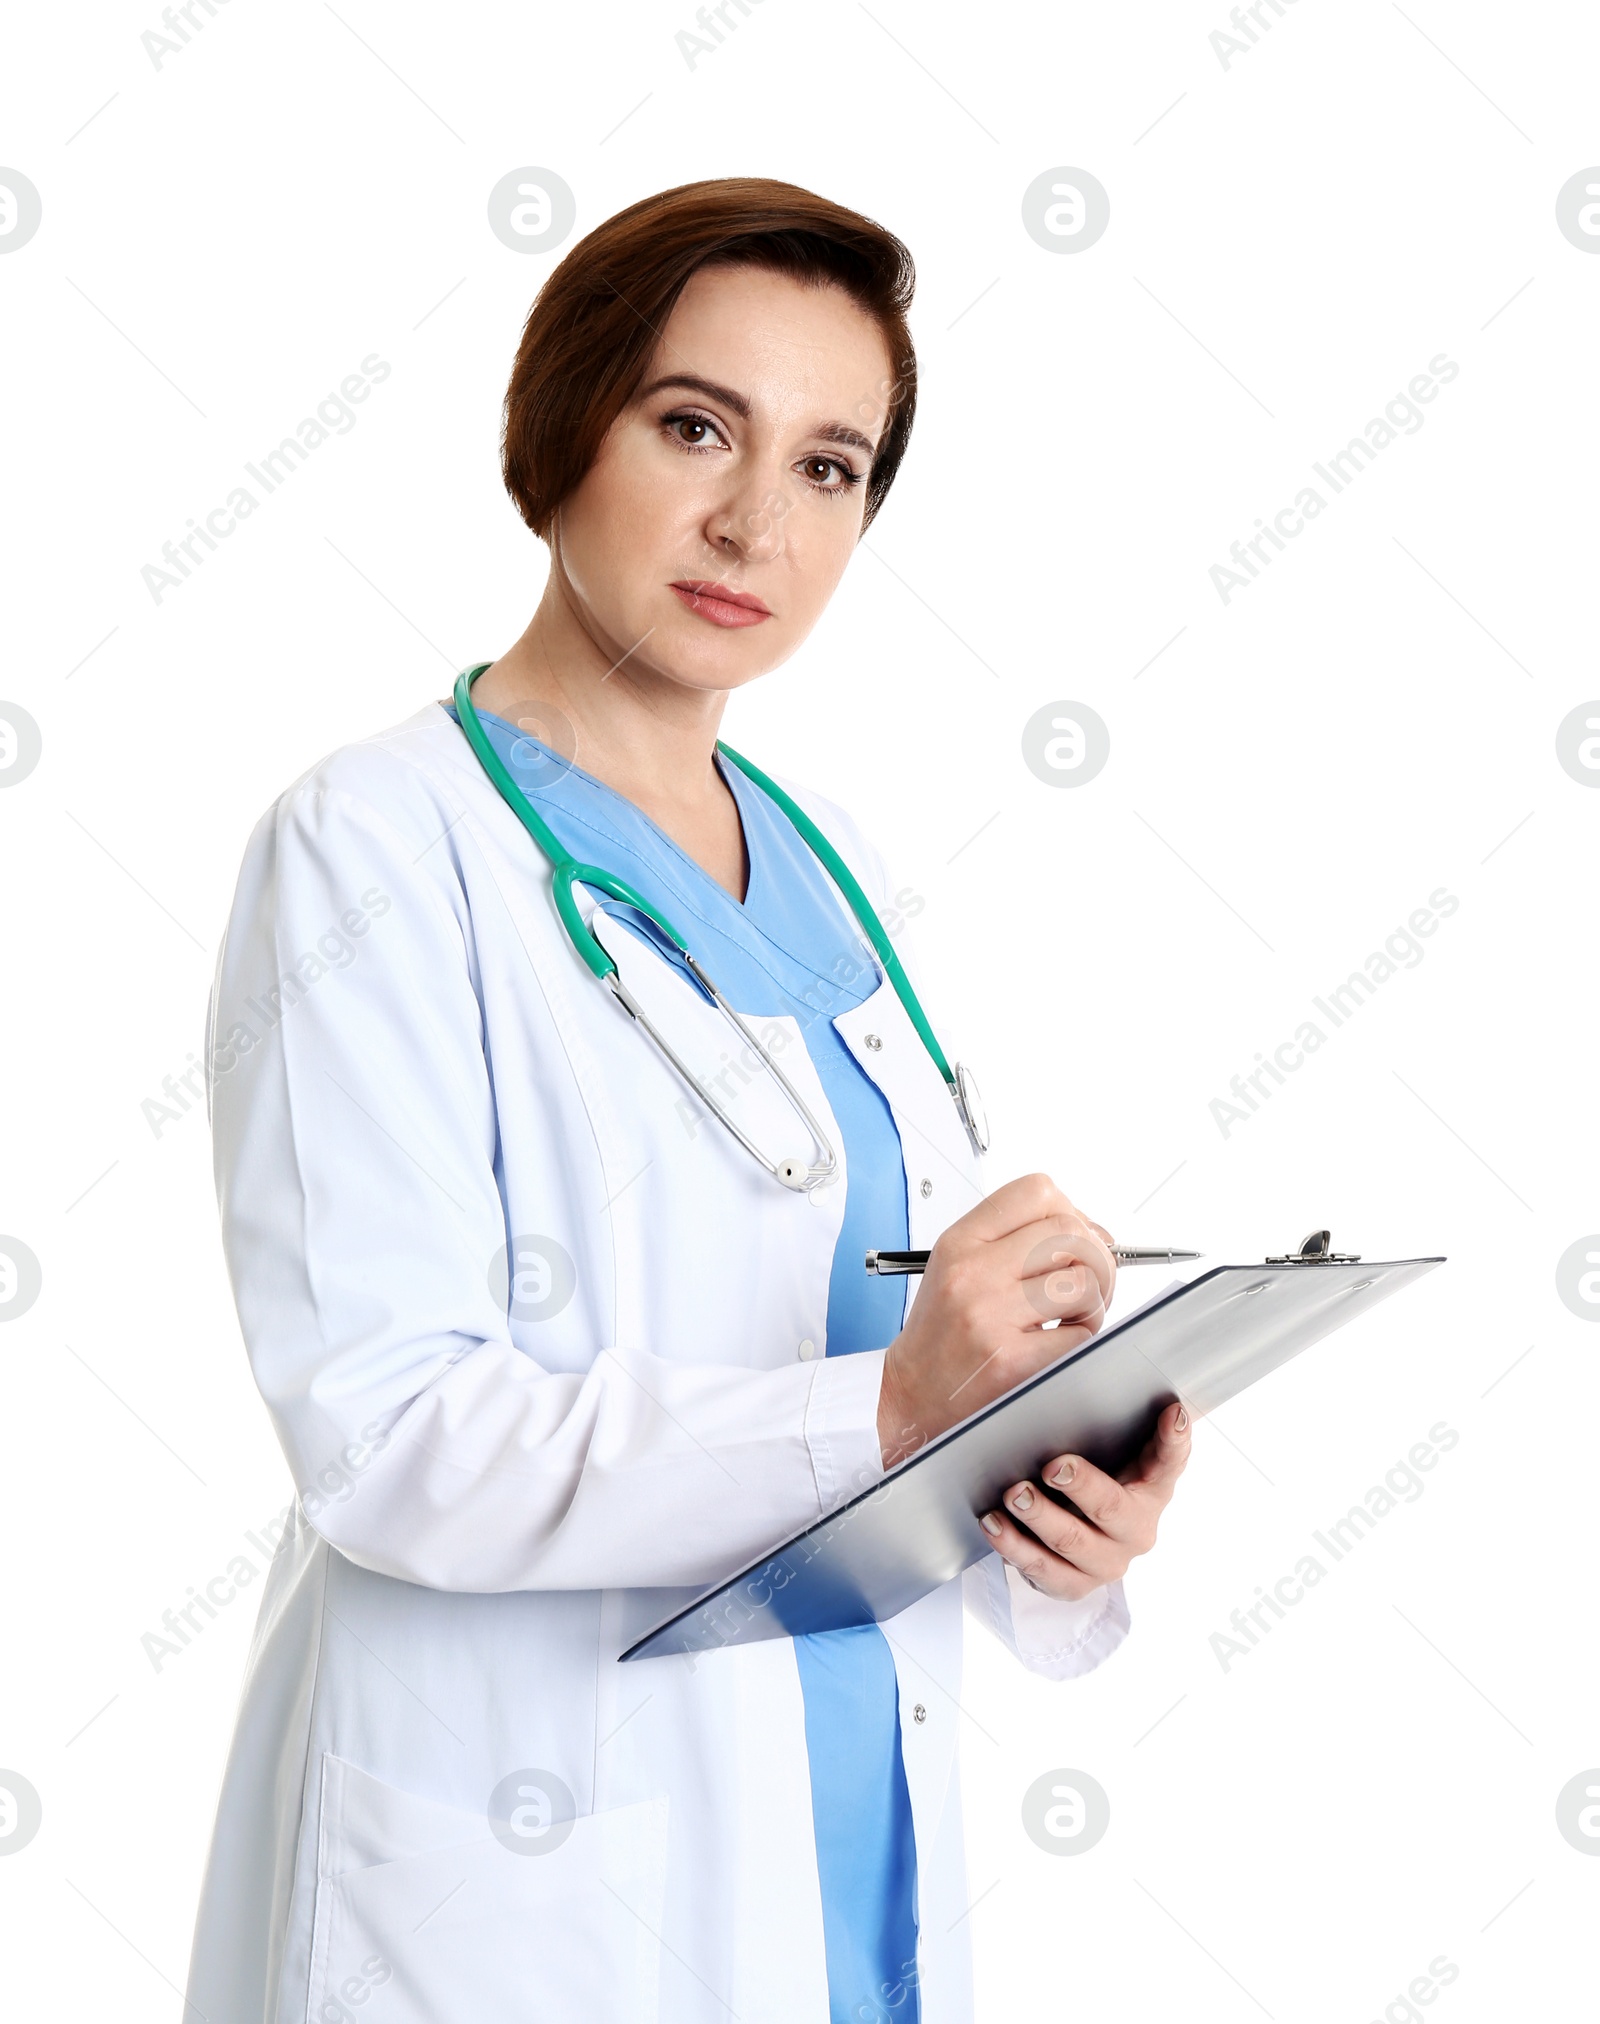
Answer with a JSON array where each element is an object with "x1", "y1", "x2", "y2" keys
[{"x1": 452, "y1": 663, "x2": 990, "y2": 1192}]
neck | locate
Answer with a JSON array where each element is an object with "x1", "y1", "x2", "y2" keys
[
  {"x1": 470, "y1": 573, "x2": 728, "y2": 809},
  {"x1": 466, "y1": 564, "x2": 751, "y2": 902}
]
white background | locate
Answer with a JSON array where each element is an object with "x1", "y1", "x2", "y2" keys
[{"x1": 2, "y1": 0, "x2": 1597, "y2": 2017}]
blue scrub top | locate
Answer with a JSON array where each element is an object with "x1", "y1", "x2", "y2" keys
[{"x1": 447, "y1": 702, "x2": 921, "y2": 2023}]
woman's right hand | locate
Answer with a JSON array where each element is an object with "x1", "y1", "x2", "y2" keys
[{"x1": 876, "y1": 1175, "x2": 1118, "y2": 1469}]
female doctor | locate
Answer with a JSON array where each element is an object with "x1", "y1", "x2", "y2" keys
[{"x1": 187, "y1": 177, "x2": 1192, "y2": 2024}]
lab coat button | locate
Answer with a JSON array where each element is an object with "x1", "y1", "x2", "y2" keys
[
  {"x1": 864, "y1": 1033, "x2": 883, "y2": 1051},
  {"x1": 920, "y1": 1179, "x2": 933, "y2": 1198},
  {"x1": 798, "y1": 1339, "x2": 816, "y2": 1360},
  {"x1": 913, "y1": 1703, "x2": 926, "y2": 1723}
]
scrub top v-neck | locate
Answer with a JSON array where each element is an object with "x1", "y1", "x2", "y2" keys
[{"x1": 444, "y1": 701, "x2": 921, "y2": 2023}]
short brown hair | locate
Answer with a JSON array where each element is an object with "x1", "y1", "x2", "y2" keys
[{"x1": 501, "y1": 177, "x2": 917, "y2": 540}]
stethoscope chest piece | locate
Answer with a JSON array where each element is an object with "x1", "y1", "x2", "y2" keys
[{"x1": 953, "y1": 1062, "x2": 990, "y2": 1157}]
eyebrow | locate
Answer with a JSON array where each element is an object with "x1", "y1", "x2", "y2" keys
[{"x1": 635, "y1": 373, "x2": 879, "y2": 460}]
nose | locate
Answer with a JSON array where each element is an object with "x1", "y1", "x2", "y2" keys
[{"x1": 705, "y1": 466, "x2": 792, "y2": 568}]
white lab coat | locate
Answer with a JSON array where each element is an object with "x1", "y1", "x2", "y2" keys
[{"x1": 186, "y1": 699, "x2": 1131, "y2": 2024}]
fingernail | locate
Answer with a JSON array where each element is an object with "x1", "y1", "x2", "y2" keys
[
  {"x1": 1008, "y1": 1484, "x2": 1034, "y2": 1511},
  {"x1": 1051, "y1": 1458, "x2": 1076, "y2": 1487},
  {"x1": 980, "y1": 1513, "x2": 1002, "y2": 1536},
  {"x1": 1175, "y1": 1405, "x2": 1190, "y2": 1432}
]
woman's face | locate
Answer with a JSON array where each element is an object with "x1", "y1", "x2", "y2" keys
[{"x1": 551, "y1": 261, "x2": 895, "y2": 698}]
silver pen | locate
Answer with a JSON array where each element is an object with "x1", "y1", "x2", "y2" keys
[{"x1": 864, "y1": 1246, "x2": 1202, "y2": 1276}]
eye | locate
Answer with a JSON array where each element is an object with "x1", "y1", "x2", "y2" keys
[
  {"x1": 797, "y1": 454, "x2": 864, "y2": 497},
  {"x1": 660, "y1": 408, "x2": 865, "y2": 498},
  {"x1": 661, "y1": 409, "x2": 728, "y2": 453}
]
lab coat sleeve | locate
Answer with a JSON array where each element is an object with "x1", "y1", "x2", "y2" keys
[
  {"x1": 962, "y1": 1559, "x2": 1131, "y2": 1680},
  {"x1": 208, "y1": 768, "x2": 885, "y2": 1595}
]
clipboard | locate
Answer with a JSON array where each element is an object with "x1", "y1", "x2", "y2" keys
[{"x1": 620, "y1": 1245, "x2": 1445, "y2": 1663}]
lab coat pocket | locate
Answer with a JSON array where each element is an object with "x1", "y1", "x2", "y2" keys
[{"x1": 305, "y1": 1754, "x2": 668, "y2": 2023}]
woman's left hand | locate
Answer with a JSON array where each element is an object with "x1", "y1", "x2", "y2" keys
[{"x1": 978, "y1": 1401, "x2": 1192, "y2": 1601}]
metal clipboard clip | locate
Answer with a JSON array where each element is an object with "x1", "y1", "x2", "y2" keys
[{"x1": 1265, "y1": 1228, "x2": 1361, "y2": 1264}]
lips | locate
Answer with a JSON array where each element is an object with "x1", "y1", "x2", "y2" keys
[{"x1": 669, "y1": 580, "x2": 772, "y2": 629}]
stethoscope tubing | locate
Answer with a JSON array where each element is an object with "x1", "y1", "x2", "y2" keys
[{"x1": 450, "y1": 663, "x2": 987, "y2": 1184}]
